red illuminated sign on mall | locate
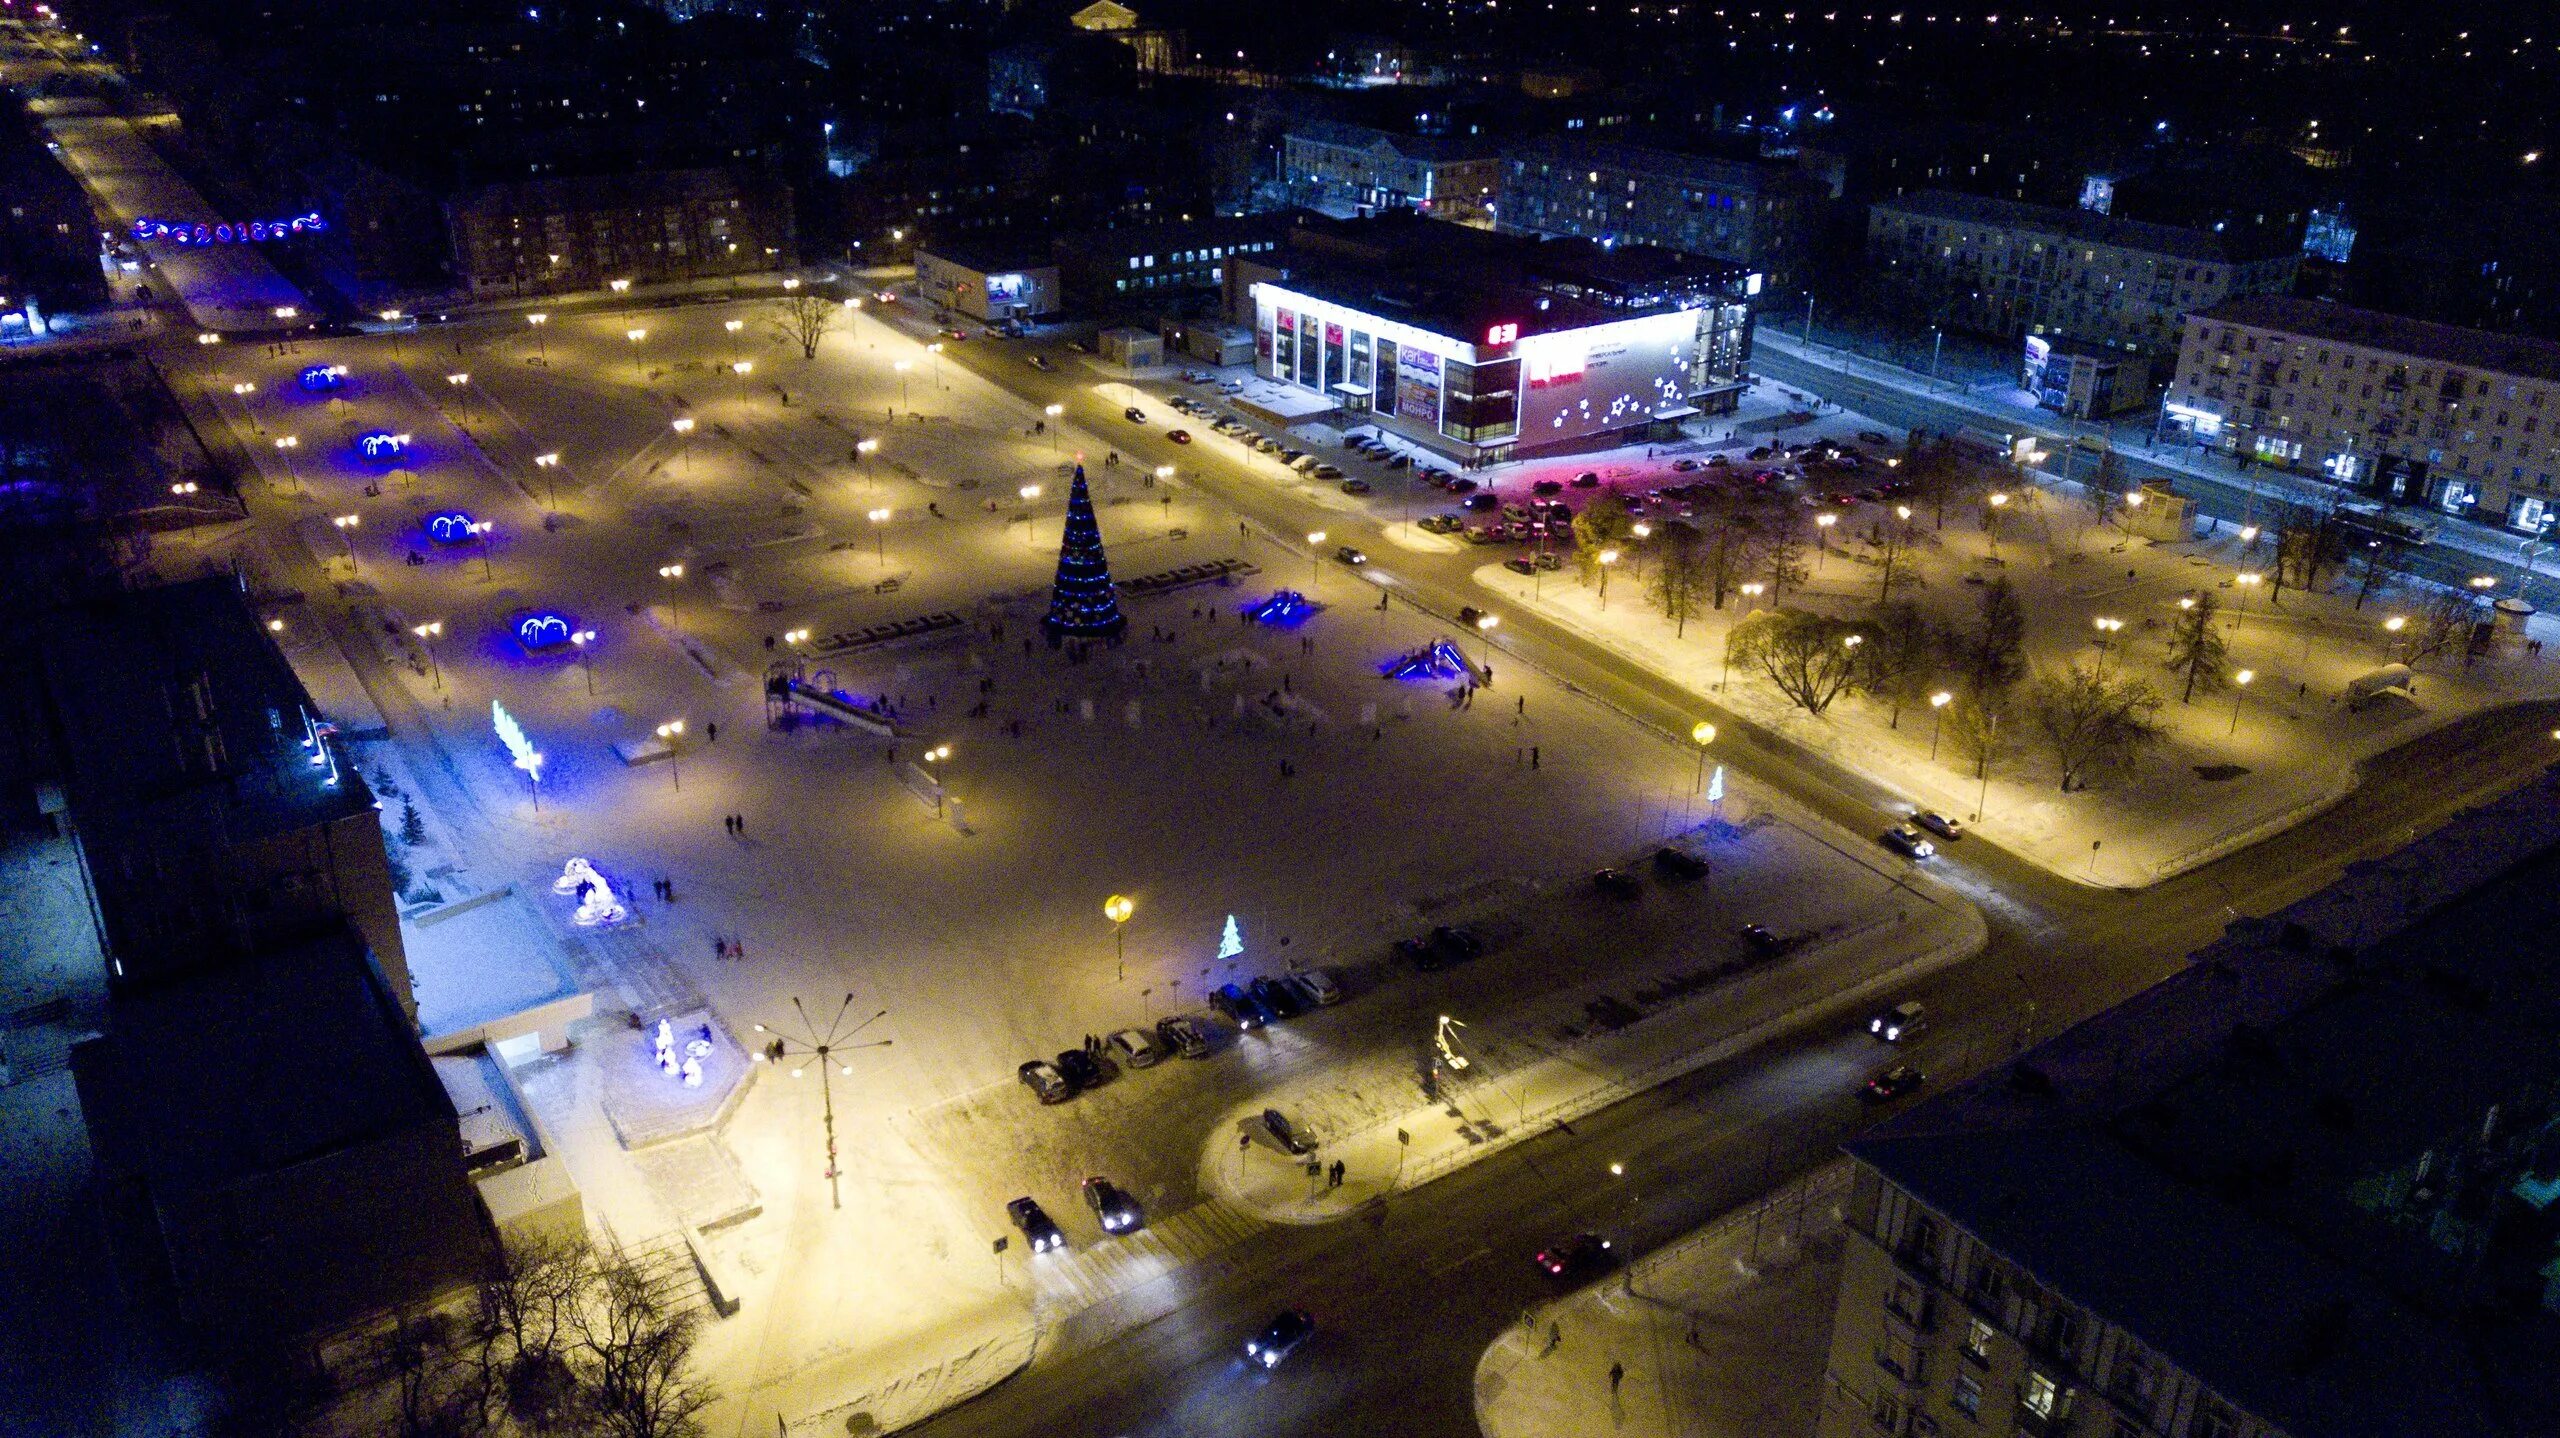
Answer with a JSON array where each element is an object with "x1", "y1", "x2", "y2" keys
[{"x1": 1484, "y1": 323, "x2": 1517, "y2": 346}]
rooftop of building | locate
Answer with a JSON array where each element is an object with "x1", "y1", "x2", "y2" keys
[
  {"x1": 1052, "y1": 209, "x2": 1309, "y2": 258},
  {"x1": 1503, "y1": 133, "x2": 1813, "y2": 191},
  {"x1": 1871, "y1": 188, "x2": 2295, "y2": 264},
  {"x1": 1850, "y1": 771, "x2": 2560, "y2": 1438},
  {"x1": 40, "y1": 576, "x2": 375, "y2": 851},
  {"x1": 2195, "y1": 295, "x2": 2560, "y2": 386},
  {"x1": 1248, "y1": 211, "x2": 1754, "y2": 345},
  {"x1": 71, "y1": 924, "x2": 489, "y2": 1338},
  {"x1": 918, "y1": 233, "x2": 1057, "y2": 275},
  {"x1": 1286, "y1": 118, "x2": 1496, "y2": 164},
  {"x1": 448, "y1": 165, "x2": 765, "y2": 217}
]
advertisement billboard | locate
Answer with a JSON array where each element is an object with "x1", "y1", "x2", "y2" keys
[{"x1": 1516, "y1": 309, "x2": 1701, "y2": 446}]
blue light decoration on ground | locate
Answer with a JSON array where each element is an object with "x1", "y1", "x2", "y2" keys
[
  {"x1": 513, "y1": 611, "x2": 576, "y2": 652},
  {"x1": 424, "y1": 510, "x2": 476, "y2": 545},
  {"x1": 130, "y1": 212, "x2": 326, "y2": 247},
  {"x1": 298, "y1": 363, "x2": 349, "y2": 393},
  {"x1": 1040, "y1": 465, "x2": 1127, "y2": 644},
  {"x1": 1245, "y1": 589, "x2": 1313, "y2": 627},
  {"x1": 1383, "y1": 638, "x2": 1472, "y2": 682},
  {"x1": 356, "y1": 429, "x2": 412, "y2": 463}
]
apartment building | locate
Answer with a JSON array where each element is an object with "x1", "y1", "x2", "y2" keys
[
  {"x1": 1281, "y1": 121, "x2": 1500, "y2": 226},
  {"x1": 1867, "y1": 191, "x2": 2298, "y2": 368},
  {"x1": 2162, "y1": 295, "x2": 2560, "y2": 533},
  {"x1": 444, "y1": 168, "x2": 794, "y2": 297},
  {"x1": 1499, "y1": 136, "x2": 1825, "y2": 296},
  {"x1": 1813, "y1": 778, "x2": 2560, "y2": 1438}
]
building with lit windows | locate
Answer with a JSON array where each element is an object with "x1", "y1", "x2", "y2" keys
[
  {"x1": 1281, "y1": 121, "x2": 1499, "y2": 226},
  {"x1": 1230, "y1": 213, "x2": 1757, "y2": 463},
  {"x1": 1052, "y1": 213, "x2": 1298, "y2": 315},
  {"x1": 916, "y1": 238, "x2": 1060, "y2": 323},
  {"x1": 1867, "y1": 191, "x2": 2298, "y2": 372},
  {"x1": 1815, "y1": 776, "x2": 2560, "y2": 1438},
  {"x1": 2162, "y1": 296, "x2": 2560, "y2": 534},
  {"x1": 1497, "y1": 137, "x2": 1826, "y2": 297},
  {"x1": 445, "y1": 168, "x2": 794, "y2": 297}
]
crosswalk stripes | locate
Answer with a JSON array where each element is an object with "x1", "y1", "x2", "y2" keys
[{"x1": 1030, "y1": 1198, "x2": 1269, "y2": 1313}]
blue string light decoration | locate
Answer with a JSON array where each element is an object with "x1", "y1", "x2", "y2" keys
[
  {"x1": 1383, "y1": 639, "x2": 1472, "y2": 682},
  {"x1": 298, "y1": 364, "x2": 348, "y2": 392},
  {"x1": 513, "y1": 611, "x2": 575, "y2": 652},
  {"x1": 356, "y1": 430, "x2": 412, "y2": 464},
  {"x1": 1246, "y1": 589, "x2": 1313, "y2": 627},
  {"x1": 131, "y1": 212, "x2": 326, "y2": 247},
  {"x1": 424, "y1": 510, "x2": 476, "y2": 545},
  {"x1": 1040, "y1": 466, "x2": 1126, "y2": 644}
]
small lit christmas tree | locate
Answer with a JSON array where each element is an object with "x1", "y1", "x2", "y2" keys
[
  {"x1": 1218, "y1": 914, "x2": 1243, "y2": 961},
  {"x1": 1041, "y1": 466, "x2": 1127, "y2": 645}
]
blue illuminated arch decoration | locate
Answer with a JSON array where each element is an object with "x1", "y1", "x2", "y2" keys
[
  {"x1": 424, "y1": 511, "x2": 476, "y2": 545},
  {"x1": 513, "y1": 611, "x2": 575, "y2": 652},
  {"x1": 298, "y1": 364, "x2": 349, "y2": 393},
  {"x1": 130, "y1": 212, "x2": 327, "y2": 247},
  {"x1": 356, "y1": 430, "x2": 411, "y2": 463}
]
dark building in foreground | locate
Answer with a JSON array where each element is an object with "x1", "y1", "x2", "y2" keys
[
  {"x1": 1816, "y1": 775, "x2": 2560, "y2": 1438},
  {"x1": 1230, "y1": 213, "x2": 1759, "y2": 462},
  {"x1": 446, "y1": 168, "x2": 795, "y2": 297},
  {"x1": 73, "y1": 927, "x2": 497, "y2": 1349}
]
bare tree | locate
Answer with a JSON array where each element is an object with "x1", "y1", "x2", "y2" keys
[
  {"x1": 1857, "y1": 599, "x2": 1936, "y2": 728},
  {"x1": 1950, "y1": 689, "x2": 2014, "y2": 782},
  {"x1": 2163, "y1": 592, "x2": 2230, "y2": 703},
  {"x1": 1728, "y1": 609, "x2": 1865, "y2": 715},
  {"x1": 1945, "y1": 574, "x2": 2028, "y2": 701},
  {"x1": 1647, "y1": 521, "x2": 1713, "y2": 636},
  {"x1": 2025, "y1": 665, "x2": 2167, "y2": 792},
  {"x1": 1702, "y1": 513, "x2": 1761, "y2": 608},
  {"x1": 769, "y1": 293, "x2": 842, "y2": 360},
  {"x1": 1760, "y1": 509, "x2": 1809, "y2": 597},
  {"x1": 1865, "y1": 512, "x2": 1919, "y2": 603},
  {"x1": 1572, "y1": 492, "x2": 1636, "y2": 582},
  {"x1": 570, "y1": 1253, "x2": 717, "y2": 1438},
  {"x1": 2391, "y1": 589, "x2": 2481, "y2": 668}
]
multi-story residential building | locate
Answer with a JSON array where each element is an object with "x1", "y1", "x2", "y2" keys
[
  {"x1": 444, "y1": 168, "x2": 795, "y2": 296},
  {"x1": 2162, "y1": 296, "x2": 2560, "y2": 532},
  {"x1": 1867, "y1": 190, "x2": 2299, "y2": 371},
  {"x1": 1813, "y1": 775, "x2": 2560, "y2": 1438},
  {"x1": 1498, "y1": 137, "x2": 1827, "y2": 297},
  {"x1": 1054, "y1": 212, "x2": 1298, "y2": 314},
  {"x1": 1281, "y1": 121, "x2": 1499, "y2": 226}
]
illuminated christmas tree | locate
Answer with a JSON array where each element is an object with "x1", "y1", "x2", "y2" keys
[{"x1": 1041, "y1": 466, "x2": 1127, "y2": 644}]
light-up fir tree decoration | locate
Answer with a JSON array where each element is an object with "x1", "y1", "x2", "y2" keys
[
  {"x1": 1041, "y1": 466, "x2": 1127, "y2": 645},
  {"x1": 1218, "y1": 915, "x2": 1243, "y2": 961}
]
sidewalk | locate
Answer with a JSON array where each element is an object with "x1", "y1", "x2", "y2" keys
[
  {"x1": 1201, "y1": 858, "x2": 1981, "y2": 1223},
  {"x1": 1475, "y1": 1163, "x2": 1851, "y2": 1438}
]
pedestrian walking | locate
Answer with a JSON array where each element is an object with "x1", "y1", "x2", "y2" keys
[
  {"x1": 1532, "y1": 745, "x2": 1541, "y2": 769},
  {"x1": 1516, "y1": 695, "x2": 1525, "y2": 715},
  {"x1": 715, "y1": 937, "x2": 728, "y2": 960},
  {"x1": 1609, "y1": 1362, "x2": 1625, "y2": 1396},
  {"x1": 707, "y1": 721, "x2": 718, "y2": 743},
  {"x1": 732, "y1": 937, "x2": 745, "y2": 961}
]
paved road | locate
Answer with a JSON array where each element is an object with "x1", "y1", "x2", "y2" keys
[{"x1": 891, "y1": 325, "x2": 2560, "y2": 1437}]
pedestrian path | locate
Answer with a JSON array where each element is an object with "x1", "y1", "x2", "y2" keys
[{"x1": 1031, "y1": 1197, "x2": 1268, "y2": 1313}]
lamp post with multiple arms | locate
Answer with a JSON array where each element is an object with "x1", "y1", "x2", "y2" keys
[
  {"x1": 525, "y1": 312, "x2": 548, "y2": 365},
  {"x1": 752, "y1": 999, "x2": 892, "y2": 1211},
  {"x1": 411, "y1": 622, "x2": 444, "y2": 690}
]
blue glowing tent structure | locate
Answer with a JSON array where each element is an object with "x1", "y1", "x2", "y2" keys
[
  {"x1": 1384, "y1": 638, "x2": 1473, "y2": 683},
  {"x1": 1041, "y1": 467, "x2": 1126, "y2": 644},
  {"x1": 423, "y1": 510, "x2": 476, "y2": 545},
  {"x1": 1246, "y1": 590, "x2": 1313, "y2": 626}
]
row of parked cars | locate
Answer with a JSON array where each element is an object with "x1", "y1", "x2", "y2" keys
[{"x1": 1208, "y1": 968, "x2": 1344, "y2": 1030}]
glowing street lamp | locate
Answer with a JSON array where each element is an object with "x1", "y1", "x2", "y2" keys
[
  {"x1": 658, "y1": 563, "x2": 687, "y2": 638},
  {"x1": 2233, "y1": 570, "x2": 2264, "y2": 633},
  {"x1": 2229, "y1": 668, "x2": 2255, "y2": 735},
  {"x1": 927, "y1": 340, "x2": 945, "y2": 388},
  {"x1": 332, "y1": 512, "x2": 361, "y2": 570},
  {"x1": 1813, "y1": 510, "x2": 1837, "y2": 566},
  {"x1": 197, "y1": 331, "x2": 222, "y2": 346},
  {"x1": 1475, "y1": 611, "x2": 1500, "y2": 667},
  {"x1": 273, "y1": 434, "x2": 302, "y2": 492},
  {"x1": 533, "y1": 451, "x2": 562, "y2": 509},
  {"x1": 411, "y1": 621, "x2": 445, "y2": 690},
  {"x1": 230, "y1": 380, "x2": 261, "y2": 434},
  {"x1": 444, "y1": 371, "x2": 473, "y2": 429},
  {"x1": 893, "y1": 359, "x2": 913, "y2": 413},
  {"x1": 656, "y1": 720, "x2": 686, "y2": 789},
  {"x1": 725, "y1": 318, "x2": 745, "y2": 336},
  {"x1": 1103, "y1": 893, "x2": 1135, "y2": 980},
  {"x1": 751, "y1": 998, "x2": 891, "y2": 1211},
  {"x1": 525, "y1": 311, "x2": 549, "y2": 365},
  {"x1": 1045, "y1": 403, "x2": 1064, "y2": 458},
  {"x1": 1929, "y1": 690, "x2": 1954, "y2": 760},
  {"x1": 1021, "y1": 483, "x2": 1043, "y2": 546},
  {"x1": 732, "y1": 360, "x2": 754, "y2": 377},
  {"x1": 1308, "y1": 530, "x2": 1328, "y2": 586},
  {"x1": 1598, "y1": 546, "x2": 1621, "y2": 606},
  {"x1": 922, "y1": 743, "x2": 955, "y2": 817},
  {"x1": 782, "y1": 628, "x2": 811, "y2": 647},
  {"x1": 609, "y1": 277, "x2": 632, "y2": 294},
  {"x1": 1690, "y1": 720, "x2": 1716, "y2": 793},
  {"x1": 671, "y1": 415, "x2": 697, "y2": 474},
  {"x1": 2091, "y1": 615, "x2": 2124, "y2": 677},
  {"x1": 625, "y1": 327, "x2": 649, "y2": 381},
  {"x1": 1986, "y1": 490, "x2": 2011, "y2": 552},
  {"x1": 867, "y1": 506, "x2": 892, "y2": 563},
  {"x1": 570, "y1": 627, "x2": 599, "y2": 695}
]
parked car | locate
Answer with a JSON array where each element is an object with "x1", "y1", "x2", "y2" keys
[
  {"x1": 1108, "y1": 1027, "x2": 1165, "y2": 1069},
  {"x1": 1055, "y1": 1047, "x2": 1110, "y2": 1089},
  {"x1": 939, "y1": 328, "x2": 969, "y2": 341},
  {"x1": 1290, "y1": 455, "x2": 1324, "y2": 473},
  {"x1": 1250, "y1": 974, "x2": 1307, "y2": 1020},
  {"x1": 1156, "y1": 1013, "x2": 1213, "y2": 1057},
  {"x1": 1335, "y1": 544, "x2": 1368, "y2": 564},
  {"x1": 1291, "y1": 968, "x2": 1345, "y2": 1006},
  {"x1": 1870, "y1": 1001, "x2": 1929, "y2": 1043},
  {"x1": 1417, "y1": 514, "x2": 1457, "y2": 534},
  {"x1": 1912, "y1": 811, "x2": 1963, "y2": 839},
  {"x1": 1123, "y1": 406, "x2": 1148, "y2": 422},
  {"x1": 1167, "y1": 428, "x2": 1192, "y2": 444},
  {"x1": 1386, "y1": 453, "x2": 1412, "y2": 469},
  {"x1": 1863, "y1": 1064, "x2": 1926, "y2": 1103},
  {"x1": 1244, "y1": 1309, "x2": 1316, "y2": 1369},
  {"x1": 1572, "y1": 471, "x2": 1603, "y2": 487},
  {"x1": 1748, "y1": 445, "x2": 1774, "y2": 460},
  {"x1": 1311, "y1": 464, "x2": 1346, "y2": 480},
  {"x1": 1007, "y1": 1196, "x2": 1065, "y2": 1253},
  {"x1": 1535, "y1": 551, "x2": 1563, "y2": 571},
  {"x1": 1592, "y1": 867, "x2": 1643, "y2": 898},
  {"x1": 1858, "y1": 429, "x2": 1892, "y2": 445},
  {"x1": 1532, "y1": 478, "x2": 1565, "y2": 496},
  {"x1": 1018, "y1": 1059, "x2": 1073, "y2": 1104},
  {"x1": 1504, "y1": 557, "x2": 1538, "y2": 576},
  {"x1": 1396, "y1": 925, "x2": 1482, "y2": 971},
  {"x1": 1181, "y1": 369, "x2": 1216, "y2": 384},
  {"x1": 1082, "y1": 1176, "x2": 1145, "y2": 1234},
  {"x1": 1652, "y1": 846, "x2": 1709, "y2": 880},
  {"x1": 1670, "y1": 458, "x2": 1700, "y2": 472},
  {"x1": 1211, "y1": 982, "x2": 1272, "y2": 1029},
  {"x1": 1445, "y1": 476, "x2": 1478, "y2": 493},
  {"x1": 1025, "y1": 354, "x2": 1053, "y2": 371},
  {"x1": 1535, "y1": 1233, "x2": 1615, "y2": 1278},
  {"x1": 1461, "y1": 492, "x2": 1500, "y2": 511},
  {"x1": 1740, "y1": 923, "x2": 1787, "y2": 957},
  {"x1": 1881, "y1": 826, "x2": 1937, "y2": 859},
  {"x1": 1254, "y1": 437, "x2": 1284, "y2": 453}
]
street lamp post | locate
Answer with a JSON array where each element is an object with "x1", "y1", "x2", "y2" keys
[
  {"x1": 1690, "y1": 721, "x2": 1715, "y2": 793},
  {"x1": 1723, "y1": 583, "x2": 1767, "y2": 690},
  {"x1": 2091, "y1": 615, "x2": 2124, "y2": 677},
  {"x1": 2233, "y1": 571, "x2": 2264, "y2": 633},
  {"x1": 1307, "y1": 531, "x2": 1327, "y2": 587},
  {"x1": 626, "y1": 328, "x2": 649, "y2": 382},
  {"x1": 470, "y1": 520, "x2": 496, "y2": 581},
  {"x1": 273, "y1": 435, "x2": 302, "y2": 493},
  {"x1": 1475, "y1": 612, "x2": 1499, "y2": 669},
  {"x1": 525, "y1": 312, "x2": 548, "y2": 366},
  {"x1": 231, "y1": 381, "x2": 261, "y2": 435},
  {"x1": 534, "y1": 451, "x2": 562, "y2": 511},
  {"x1": 751, "y1": 998, "x2": 892, "y2": 1211},
  {"x1": 928, "y1": 341, "x2": 945, "y2": 389},
  {"x1": 332, "y1": 513, "x2": 361, "y2": 571},
  {"x1": 921, "y1": 743, "x2": 953, "y2": 817},
  {"x1": 894, "y1": 359, "x2": 913, "y2": 413},
  {"x1": 2229, "y1": 668, "x2": 2255, "y2": 735},
  {"x1": 378, "y1": 310, "x2": 404, "y2": 362},
  {"x1": 571, "y1": 628, "x2": 598, "y2": 695},
  {"x1": 1813, "y1": 511, "x2": 1836, "y2": 568},
  {"x1": 1103, "y1": 894, "x2": 1135, "y2": 982},
  {"x1": 1045, "y1": 404, "x2": 1064, "y2": 458},
  {"x1": 1630, "y1": 522, "x2": 1652, "y2": 581},
  {"x1": 445, "y1": 372, "x2": 472, "y2": 431},
  {"x1": 1597, "y1": 547, "x2": 1621, "y2": 607},
  {"x1": 868, "y1": 507, "x2": 891, "y2": 564},
  {"x1": 671, "y1": 416, "x2": 696, "y2": 474},
  {"x1": 411, "y1": 622, "x2": 444, "y2": 690},
  {"x1": 1986, "y1": 491, "x2": 2010, "y2": 553},
  {"x1": 1020, "y1": 485, "x2": 1042, "y2": 546},
  {"x1": 656, "y1": 720, "x2": 686, "y2": 790},
  {"x1": 1929, "y1": 690, "x2": 1953, "y2": 760},
  {"x1": 658, "y1": 563, "x2": 686, "y2": 638}
]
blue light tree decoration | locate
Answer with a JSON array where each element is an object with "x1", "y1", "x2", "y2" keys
[
  {"x1": 1218, "y1": 915, "x2": 1243, "y2": 962},
  {"x1": 492, "y1": 700, "x2": 544, "y2": 811},
  {"x1": 1040, "y1": 466, "x2": 1126, "y2": 645}
]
